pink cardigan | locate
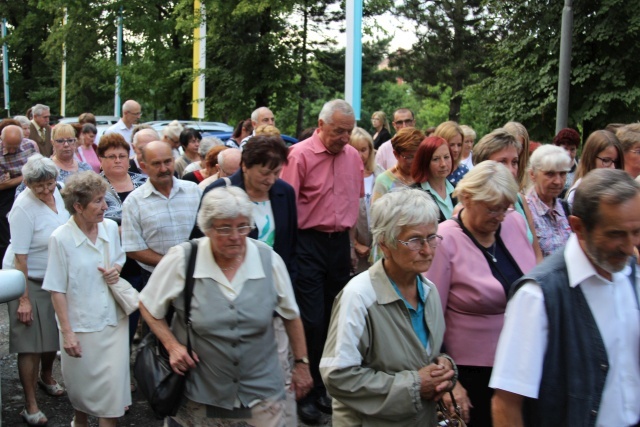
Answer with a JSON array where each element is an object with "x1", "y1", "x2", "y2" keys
[{"x1": 425, "y1": 212, "x2": 536, "y2": 366}]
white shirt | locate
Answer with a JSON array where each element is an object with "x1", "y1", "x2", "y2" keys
[
  {"x1": 374, "y1": 139, "x2": 396, "y2": 171},
  {"x1": 43, "y1": 217, "x2": 126, "y2": 332},
  {"x1": 3, "y1": 188, "x2": 70, "y2": 278},
  {"x1": 140, "y1": 237, "x2": 299, "y2": 320},
  {"x1": 490, "y1": 234, "x2": 640, "y2": 426},
  {"x1": 460, "y1": 153, "x2": 474, "y2": 171},
  {"x1": 121, "y1": 177, "x2": 202, "y2": 272},
  {"x1": 104, "y1": 119, "x2": 134, "y2": 156}
]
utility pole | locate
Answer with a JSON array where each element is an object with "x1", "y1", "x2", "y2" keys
[{"x1": 555, "y1": 0, "x2": 573, "y2": 133}]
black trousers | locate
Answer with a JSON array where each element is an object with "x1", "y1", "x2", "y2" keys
[
  {"x1": 457, "y1": 365, "x2": 494, "y2": 427},
  {"x1": 295, "y1": 228, "x2": 351, "y2": 398}
]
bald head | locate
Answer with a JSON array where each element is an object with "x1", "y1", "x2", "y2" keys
[
  {"x1": 1, "y1": 125, "x2": 24, "y2": 153},
  {"x1": 122, "y1": 100, "x2": 142, "y2": 127},
  {"x1": 251, "y1": 107, "x2": 275, "y2": 128},
  {"x1": 140, "y1": 140, "x2": 172, "y2": 162},
  {"x1": 133, "y1": 128, "x2": 160, "y2": 148},
  {"x1": 218, "y1": 148, "x2": 241, "y2": 177}
]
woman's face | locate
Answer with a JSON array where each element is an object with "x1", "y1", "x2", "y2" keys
[
  {"x1": 21, "y1": 124, "x2": 30, "y2": 139},
  {"x1": 464, "y1": 196, "x2": 512, "y2": 235},
  {"x1": 448, "y1": 134, "x2": 463, "y2": 161},
  {"x1": 27, "y1": 179, "x2": 57, "y2": 204},
  {"x1": 243, "y1": 163, "x2": 282, "y2": 195},
  {"x1": 53, "y1": 132, "x2": 77, "y2": 160},
  {"x1": 462, "y1": 135, "x2": 474, "y2": 157},
  {"x1": 395, "y1": 148, "x2": 417, "y2": 175},
  {"x1": 82, "y1": 132, "x2": 96, "y2": 147},
  {"x1": 186, "y1": 137, "x2": 200, "y2": 156},
  {"x1": 489, "y1": 146, "x2": 519, "y2": 179},
  {"x1": 76, "y1": 192, "x2": 107, "y2": 224},
  {"x1": 382, "y1": 223, "x2": 438, "y2": 274},
  {"x1": 531, "y1": 168, "x2": 567, "y2": 201},
  {"x1": 207, "y1": 215, "x2": 251, "y2": 261},
  {"x1": 371, "y1": 115, "x2": 381, "y2": 130},
  {"x1": 100, "y1": 147, "x2": 129, "y2": 177},
  {"x1": 351, "y1": 138, "x2": 372, "y2": 167},
  {"x1": 429, "y1": 144, "x2": 452, "y2": 181},
  {"x1": 595, "y1": 145, "x2": 619, "y2": 169}
]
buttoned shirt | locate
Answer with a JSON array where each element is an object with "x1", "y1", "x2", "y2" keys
[
  {"x1": 121, "y1": 177, "x2": 201, "y2": 272},
  {"x1": 43, "y1": 217, "x2": 126, "y2": 332},
  {"x1": 526, "y1": 188, "x2": 571, "y2": 257},
  {"x1": 280, "y1": 129, "x2": 363, "y2": 232},
  {"x1": 105, "y1": 119, "x2": 134, "y2": 156},
  {"x1": 0, "y1": 139, "x2": 38, "y2": 180},
  {"x1": 489, "y1": 234, "x2": 640, "y2": 426},
  {"x1": 30, "y1": 120, "x2": 47, "y2": 140},
  {"x1": 420, "y1": 180, "x2": 455, "y2": 220},
  {"x1": 374, "y1": 139, "x2": 396, "y2": 171}
]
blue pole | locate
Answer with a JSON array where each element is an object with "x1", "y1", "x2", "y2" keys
[
  {"x1": 2, "y1": 18, "x2": 10, "y2": 116},
  {"x1": 345, "y1": 0, "x2": 362, "y2": 120}
]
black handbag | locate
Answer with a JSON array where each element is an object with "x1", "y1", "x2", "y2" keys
[{"x1": 133, "y1": 240, "x2": 198, "y2": 418}]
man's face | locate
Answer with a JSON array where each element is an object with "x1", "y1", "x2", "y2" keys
[
  {"x1": 141, "y1": 144, "x2": 175, "y2": 188},
  {"x1": 34, "y1": 110, "x2": 51, "y2": 128},
  {"x1": 574, "y1": 194, "x2": 640, "y2": 277},
  {"x1": 2, "y1": 130, "x2": 22, "y2": 154},
  {"x1": 124, "y1": 103, "x2": 142, "y2": 126},
  {"x1": 257, "y1": 109, "x2": 275, "y2": 127},
  {"x1": 318, "y1": 112, "x2": 356, "y2": 154},
  {"x1": 392, "y1": 110, "x2": 415, "y2": 132}
]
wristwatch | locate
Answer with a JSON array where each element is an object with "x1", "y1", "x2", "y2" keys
[{"x1": 295, "y1": 356, "x2": 310, "y2": 364}]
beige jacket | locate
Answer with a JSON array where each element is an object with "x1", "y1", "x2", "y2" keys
[{"x1": 320, "y1": 259, "x2": 446, "y2": 427}]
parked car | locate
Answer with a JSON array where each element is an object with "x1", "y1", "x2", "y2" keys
[
  {"x1": 144, "y1": 120, "x2": 233, "y2": 137},
  {"x1": 58, "y1": 115, "x2": 120, "y2": 126},
  {"x1": 212, "y1": 132, "x2": 298, "y2": 147}
]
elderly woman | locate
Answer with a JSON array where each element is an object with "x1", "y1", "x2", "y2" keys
[
  {"x1": 43, "y1": 171, "x2": 131, "y2": 427},
  {"x1": 525, "y1": 144, "x2": 573, "y2": 258},
  {"x1": 434, "y1": 121, "x2": 467, "y2": 186},
  {"x1": 371, "y1": 127, "x2": 424, "y2": 203},
  {"x1": 371, "y1": 111, "x2": 391, "y2": 149},
  {"x1": 162, "y1": 120, "x2": 184, "y2": 159},
  {"x1": 566, "y1": 130, "x2": 624, "y2": 206},
  {"x1": 13, "y1": 115, "x2": 33, "y2": 140},
  {"x1": 349, "y1": 127, "x2": 378, "y2": 273},
  {"x1": 472, "y1": 128, "x2": 542, "y2": 262},
  {"x1": 2, "y1": 155, "x2": 69, "y2": 426},
  {"x1": 320, "y1": 189, "x2": 456, "y2": 426},
  {"x1": 76, "y1": 123, "x2": 100, "y2": 173},
  {"x1": 411, "y1": 136, "x2": 456, "y2": 222},
  {"x1": 139, "y1": 186, "x2": 311, "y2": 426},
  {"x1": 615, "y1": 123, "x2": 640, "y2": 178},
  {"x1": 459, "y1": 124, "x2": 476, "y2": 171},
  {"x1": 174, "y1": 128, "x2": 202, "y2": 178},
  {"x1": 425, "y1": 161, "x2": 536, "y2": 427}
]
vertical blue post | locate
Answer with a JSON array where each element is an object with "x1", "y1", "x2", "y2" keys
[
  {"x1": 114, "y1": 7, "x2": 123, "y2": 117},
  {"x1": 345, "y1": 0, "x2": 362, "y2": 120},
  {"x1": 2, "y1": 18, "x2": 9, "y2": 116}
]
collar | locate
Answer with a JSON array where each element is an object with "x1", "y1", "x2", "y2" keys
[
  {"x1": 564, "y1": 233, "x2": 630, "y2": 287},
  {"x1": 31, "y1": 120, "x2": 46, "y2": 133},
  {"x1": 527, "y1": 188, "x2": 562, "y2": 217},
  {"x1": 115, "y1": 118, "x2": 132, "y2": 131},
  {"x1": 368, "y1": 259, "x2": 430, "y2": 305},
  {"x1": 141, "y1": 177, "x2": 179, "y2": 198},
  {"x1": 420, "y1": 180, "x2": 454, "y2": 198},
  {"x1": 310, "y1": 129, "x2": 343, "y2": 155},
  {"x1": 1, "y1": 141, "x2": 23, "y2": 156},
  {"x1": 68, "y1": 216, "x2": 110, "y2": 248},
  {"x1": 193, "y1": 237, "x2": 265, "y2": 280}
]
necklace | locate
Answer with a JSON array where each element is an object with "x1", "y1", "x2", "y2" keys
[
  {"x1": 393, "y1": 166, "x2": 413, "y2": 186},
  {"x1": 485, "y1": 243, "x2": 497, "y2": 263},
  {"x1": 219, "y1": 256, "x2": 242, "y2": 271}
]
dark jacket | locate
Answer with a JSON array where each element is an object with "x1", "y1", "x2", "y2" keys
[
  {"x1": 373, "y1": 128, "x2": 391, "y2": 150},
  {"x1": 198, "y1": 169, "x2": 299, "y2": 283}
]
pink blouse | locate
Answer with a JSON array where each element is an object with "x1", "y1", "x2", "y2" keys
[{"x1": 77, "y1": 145, "x2": 101, "y2": 173}]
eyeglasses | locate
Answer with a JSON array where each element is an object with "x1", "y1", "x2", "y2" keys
[
  {"x1": 31, "y1": 181, "x2": 57, "y2": 193},
  {"x1": 53, "y1": 138, "x2": 77, "y2": 145},
  {"x1": 485, "y1": 206, "x2": 511, "y2": 218},
  {"x1": 212, "y1": 226, "x2": 254, "y2": 236},
  {"x1": 595, "y1": 156, "x2": 617, "y2": 167},
  {"x1": 126, "y1": 111, "x2": 142, "y2": 117},
  {"x1": 102, "y1": 154, "x2": 129, "y2": 161},
  {"x1": 394, "y1": 119, "x2": 415, "y2": 127},
  {"x1": 400, "y1": 153, "x2": 415, "y2": 161},
  {"x1": 397, "y1": 235, "x2": 443, "y2": 251}
]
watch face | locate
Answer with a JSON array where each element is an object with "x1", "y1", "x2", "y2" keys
[{"x1": 296, "y1": 357, "x2": 309, "y2": 364}]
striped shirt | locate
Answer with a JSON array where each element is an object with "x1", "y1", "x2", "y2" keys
[{"x1": 0, "y1": 139, "x2": 38, "y2": 179}]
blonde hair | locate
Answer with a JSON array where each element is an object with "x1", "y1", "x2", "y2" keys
[
  {"x1": 472, "y1": 128, "x2": 521, "y2": 165},
  {"x1": 454, "y1": 160, "x2": 519, "y2": 206},
  {"x1": 350, "y1": 127, "x2": 376, "y2": 173},
  {"x1": 372, "y1": 111, "x2": 390, "y2": 132},
  {"x1": 503, "y1": 121, "x2": 530, "y2": 188},
  {"x1": 434, "y1": 121, "x2": 464, "y2": 166},
  {"x1": 254, "y1": 124, "x2": 281, "y2": 137}
]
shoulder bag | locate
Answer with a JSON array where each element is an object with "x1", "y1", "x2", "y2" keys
[{"x1": 133, "y1": 240, "x2": 198, "y2": 418}]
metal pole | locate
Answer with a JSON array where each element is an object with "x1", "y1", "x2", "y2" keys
[
  {"x1": 345, "y1": 0, "x2": 362, "y2": 120},
  {"x1": 60, "y1": 10, "x2": 67, "y2": 117},
  {"x1": 114, "y1": 7, "x2": 123, "y2": 117},
  {"x1": 555, "y1": 0, "x2": 573, "y2": 133},
  {"x1": 192, "y1": 0, "x2": 206, "y2": 120},
  {"x1": 2, "y1": 18, "x2": 10, "y2": 117}
]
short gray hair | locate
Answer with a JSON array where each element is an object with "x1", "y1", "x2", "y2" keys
[
  {"x1": 371, "y1": 189, "x2": 439, "y2": 249},
  {"x1": 460, "y1": 125, "x2": 476, "y2": 139},
  {"x1": 32, "y1": 104, "x2": 50, "y2": 117},
  {"x1": 573, "y1": 169, "x2": 640, "y2": 232},
  {"x1": 616, "y1": 123, "x2": 640, "y2": 152},
  {"x1": 454, "y1": 160, "x2": 519, "y2": 206},
  {"x1": 319, "y1": 99, "x2": 354, "y2": 124},
  {"x1": 162, "y1": 120, "x2": 183, "y2": 141},
  {"x1": 197, "y1": 186, "x2": 255, "y2": 234},
  {"x1": 13, "y1": 116, "x2": 30, "y2": 128},
  {"x1": 22, "y1": 154, "x2": 59, "y2": 184},
  {"x1": 251, "y1": 107, "x2": 270, "y2": 123},
  {"x1": 199, "y1": 136, "x2": 223, "y2": 157},
  {"x1": 473, "y1": 128, "x2": 521, "y2": 165},
  {"x1": 61, "y1": 171, "x2": 108, "y2": 214},
  {"x1": 528, "y1": 144, "x2": 572, "y2": 173}
]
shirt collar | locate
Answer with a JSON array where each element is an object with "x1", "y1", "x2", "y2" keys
[
  {"x1": 310, "y1": 129, "x2": 344, "y2": 155},
  {"x1": 1, "y1": 140, "x2": 25, "y2": 156},
  {"x1": 527, "y1": 188, "x2": 563, "y2": 217},
  {"x1": 193, "y1": 237, "x2": 265, "y2": 280},
  {"x1": 31, "y1": 120, "x2": 44, "y2": 133},
  {"x1": 68, "y1": 216, "x2": 111, "y2": 248},
  {"x1": 564, "y1": 233, "x2": 630, "y2": 287},
  {"x1": 368, "y1": 259, "x2": 430, "y2": 305},
  {"x1": 420, "y1": 180, "x2": 454, "y2": 198},
  {"x1": 141, "y1": 177, "x2": 180, "y2": 198}
]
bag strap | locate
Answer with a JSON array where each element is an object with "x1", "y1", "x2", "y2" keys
[{"x1": 183, "y1": 240, "x2": 198, "y2": 356}]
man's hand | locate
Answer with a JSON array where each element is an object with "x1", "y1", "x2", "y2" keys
[{"x1": 418, "y1": 363, "x2": 455, "y2": 401}]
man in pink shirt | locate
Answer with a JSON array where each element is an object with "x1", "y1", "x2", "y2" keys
[
  {"x1": 375, "y1": 107, "x2": 416, "y2": 171},
  {"x1": 280, "y1": 99, "x2": 364, "y2": 423}
]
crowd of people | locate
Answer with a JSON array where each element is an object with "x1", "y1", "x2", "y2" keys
[{"x1": 0, "y1": 99, "x2": 639, "y2": 427}]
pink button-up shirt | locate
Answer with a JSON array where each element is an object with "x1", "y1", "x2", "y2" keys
[{"x1": 281, "y1": 129, "x2": 363, "y2": 232}]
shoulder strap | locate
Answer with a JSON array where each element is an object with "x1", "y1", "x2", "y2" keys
[
  {"x1": 560, "y1": 199, "x2": 571, "y2": 217},
  {"x1": 183, "y1": 240, "x2": 198, "y2": 355}
]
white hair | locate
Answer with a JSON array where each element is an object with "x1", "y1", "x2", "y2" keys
[
  {"x1": 197, "y1": 186, "x2": 255, "y2": 233},
  {"x1": 22, "y1": 154, "x2": 58, "y2": 184},
  {"x1": 199, "y1": 136, "x2": 223, "y2": 157},
  {"x1": 370, "y1": 189, "x2": 439, "y2": 249},
  {"x1": 528, "y1": 144, "x2": 572, "y2": 173},
  {"x1": 13, "y1": 116, "x2": 30, "y2": 127},
  {"x1": 319, "y1": 99, "x2": 354, "y2": 124},
  {"x1": 162, "y1": 120, "x2": 183, "y2": 141},
  {"x1": 32, "y1": 104, "x2": 49, "y2": 117}
]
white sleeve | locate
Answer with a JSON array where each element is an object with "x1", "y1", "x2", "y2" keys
[
  {"x1": 272, "y1": 251, "x2": 300, "y2": 319},
  {"x1": 8, "y1": 203, "x2": 34, "y2": 255},
  {"x1": 106, "y1": 220, "x2": 126, "y2": 267},
  {"x1": 42, "y1": 233, "x2": 69, "y2": 293},
  {"x1": 489, "y1": 281, "x2": 548, "y2": 398},
  {"x1": 139, "y1": 244, "x2": 186, "y2": 319}
]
